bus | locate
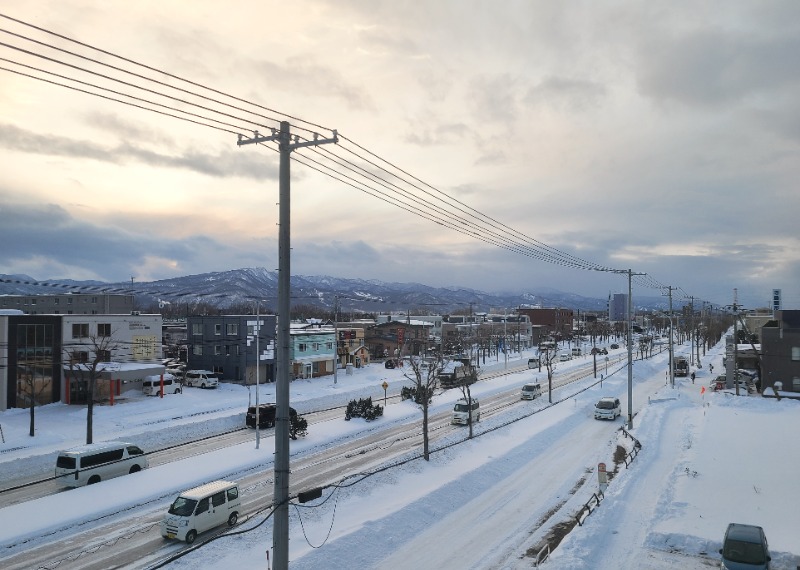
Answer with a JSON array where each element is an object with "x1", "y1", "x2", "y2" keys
[
  {"x1": 54, "y1": 441, "x2": 149, "y2": 487},
  {"x1": 673, "y1": 356, "x2": 689, "y2": 377}
]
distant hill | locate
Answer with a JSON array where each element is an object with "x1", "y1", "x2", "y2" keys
[{"x1": 0, "y1": 268, "x2": 671, "y2": 314}]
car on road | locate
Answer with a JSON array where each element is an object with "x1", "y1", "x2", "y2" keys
[
  {"x1": 719, "y1": 522, "x2": 771, "y2": 569},
  {"x1": 521, "y1": 382, "x2": 542, "y2": 400},
  {"x1": 594, "y1": 397, "x2": 621, "y2": 420},
  {"x1": 610, "y1": 343, "x2": 620, "y2": 349},
  {"x1": 451, "y1": 398, "x2": 480, "y2": 425},
  {"x1": 246, "y1": 404, "x2": 297, "y2": 429},
  {"x1": 559, "y1": 352, "x2": 572, "y2": 362}
]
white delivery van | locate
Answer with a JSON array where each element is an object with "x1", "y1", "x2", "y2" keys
[
  {"x1": 143, "y1": 374, "x2": 181, "y2": 395},
  {"x1": 451, "y1": 398, "x2": 480, "y2": 425},
  {"x1": 55, "y1": 441, "x2": 148, "y2": 487},
  {"x1": 161, "y1": 480, "x2": 241, "y2": 544},
  {"x1": 571, "y1": 347, "x2": 582, "y2": 356},
  {"x1": 527, "y1": 357, "x2": 540, "y2": 369},
  {"x1": 521, "y1": 382, "x2": 542, "y2": 400},
  {"x1": 185, "y1": 370, "x2": 219, "y2": 389}
]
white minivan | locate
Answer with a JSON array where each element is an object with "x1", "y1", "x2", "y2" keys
[
  {"x1": 185, "y1": 370, "x2": 219, "y2": 389},
  {"x1": 161, "y1": 480, "x2": 241, "y2": 544},
  {"x1": 451, "y1": 398, "x2": 480, "y2": 425},
  {"x1": 55, "y1": 441, "x2": 148, "y2": 487},
  {"x1": 143, "y1": 374, "x2": 181, "y2": 396},
  {"x1": 521, "y1": 382, "x2": 542, "y2": 400}
]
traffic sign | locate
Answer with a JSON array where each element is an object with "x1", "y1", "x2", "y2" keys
[{"x1": 382, "y1": 381, "x2": 389, "y2": 390}]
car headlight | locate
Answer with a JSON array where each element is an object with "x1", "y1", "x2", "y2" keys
[{"x1": 179, "y1": 519, "x2": 189, "y2": 527}]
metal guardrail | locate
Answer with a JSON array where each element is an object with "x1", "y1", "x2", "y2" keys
[
  {"x1": 533, "y1": 543, "x2": 550, "y2": 567},
  {"x1": 575, "y1": 491, "x2": 604, "y2": 526}
]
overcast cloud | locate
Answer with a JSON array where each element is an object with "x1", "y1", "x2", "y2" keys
[{"x1": 0, "y1": 1, "x2": 798, "y2": 310}]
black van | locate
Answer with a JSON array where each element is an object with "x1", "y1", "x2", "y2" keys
[{"x1": 246, "y1": 404, "x2": 297, "y2": 429}]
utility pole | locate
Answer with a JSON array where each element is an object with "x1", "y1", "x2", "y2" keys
[
  {"x1": 688, "y1": 296, "x2": 695, "y2": 367},
  {"x1": 238, "y1": 122, "x2": 337, "y2": 570},
  {"x1": 733, "y1": 288, "x2": 740, "y2": 396},
  {"x1": 333, "y1": 295, "x2": 338, "y2": 385}
]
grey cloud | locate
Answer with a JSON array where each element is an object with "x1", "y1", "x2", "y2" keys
[
  {"x1": 467, "y1": 74, "x2": 520, "y2": 124},
  {"x1": 253, "y1": 58, "x2": 375, "y2": 112},
  {"x1": 85, "y1": 112, "x2": 177, "y2": 147},
  {"x1": 0, "y1": 123, "x2": 278, "y2": 180},
  {"x1": 524, "y1": 76, "x2": 607, "y2": 111},
  {"x1": 404, "y1": 122, "x2": 471, "y2": 146},
  {"x1": 635, "y1": 29, "x2": 800, "y2": 107}
]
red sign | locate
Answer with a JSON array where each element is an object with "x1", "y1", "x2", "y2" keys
[
  {"x1": 598, "y1": 463, "x2": 606, "y2": 472},
  {"x1": 397, "y1": 328, "x2": 405, "y2": 343}
]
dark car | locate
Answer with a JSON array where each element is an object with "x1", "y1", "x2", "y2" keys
[
  {"x1": 720, "y1": 523, "x2": 771, "y2": 569},
  {"x1": 246, "y1": 404, "x2": 297, "y2": 429},
  {"x1": 610, "y1": 343, "x2": 620, "y2": 349},
  {"x1": 384, "y1": 359, "x2": 396, "y2": 369}
]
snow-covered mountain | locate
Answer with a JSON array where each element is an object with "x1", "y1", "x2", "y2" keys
[{"x1": 0, "y1": 269, "x2": 670, "y2": 313}]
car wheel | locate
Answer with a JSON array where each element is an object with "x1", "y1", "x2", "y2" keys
[
  {"x1": 201, "y1": 383, "x2": 206, "y2": 389},
  {"x1": 88, "y1": 475, "x2": 101, "y2": 485},
  {"x1": 129, "y1": 464, "x2": 141, "y2": 474},
  {"x1": 185, "y1": 530, "x2": 197, "y2": 544},
  {"x1": 227, "y1": 512, "x2": 238, "y2": 526}
]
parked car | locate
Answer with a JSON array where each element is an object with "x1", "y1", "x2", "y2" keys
[
  {"x1": 143, "y1": 374, "x2": 181, "y2": 396},
  {"x1": 594, "y1": 397, "x2": 621, "y2": 420},
  {"x1": 719, "y1": 523, "x2": 771, "y2": 569},
  {"x1": 246, "y1": 404, "x2": 297, "y2": 429},
  {"x1": 610, "y1": 343, "x2": 620, "y2": 349},
  {"x1": 384, "y1": 359, "x2": 396, "y2": 369},
  {"x1": 185, "y1": 370, "x2": 219, "y2": 389}
]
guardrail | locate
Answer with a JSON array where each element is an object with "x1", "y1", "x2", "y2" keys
[
  {"x1": 620, "y1": 427, "x2": 642, "y2": 469},
  {"x1": 533, "y1": 543, "x2": 550, "y2": 567},
  {"x1": 575, "y1": 491, "x2": 604, "y2": 526}
]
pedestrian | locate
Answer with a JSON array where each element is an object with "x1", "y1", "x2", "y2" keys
[
  {"x1": 691, "y1": 372, "x2": 696, "y2": 384},
  {"x1": 709, "y1": 364, "x2": 714, "y2": 374}
]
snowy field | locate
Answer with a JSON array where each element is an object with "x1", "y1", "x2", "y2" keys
[{"x1": 1, "y1": 340, "x2": 799, "y2": 569}]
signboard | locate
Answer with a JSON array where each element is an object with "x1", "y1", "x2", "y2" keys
[
  {"x1": 382, "y1": 381, "x2": 389, "y2": 391},
  {"x1": 597, "y1": 462, "x2": 608, "y2": 485},
  {"x1": 397, "y1": 328, "x2": 405, "y2": 343}
]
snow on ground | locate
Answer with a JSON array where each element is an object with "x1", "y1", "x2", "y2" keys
[{"x1": 1, "y1": 340, "x2": 799, "y2": 569}]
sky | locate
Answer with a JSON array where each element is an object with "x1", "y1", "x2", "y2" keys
[
  {"x1": 1, "y1": 1, "x2": 799, "y2": 310},
  {"x1": 1, "y1": 337, "x2": 798, "y2": 568}
]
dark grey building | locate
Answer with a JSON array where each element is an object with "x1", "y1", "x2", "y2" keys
[
  {"x1": 0, "y1": 293, "x2": 134, "y2": 315},
  {"x1": 760, "y1": 310, "x2": 800, "y2": 393},
  {"x1": 187, "y1": 315, "x2": 276, "y2": 384}
]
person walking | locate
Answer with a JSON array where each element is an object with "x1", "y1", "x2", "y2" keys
[
  {"x1": 691, "y1": 371, "x2": 696, "y2": 384},
  {"x1": 709, "y1": 363, "x2": 714, "y2": 374}
]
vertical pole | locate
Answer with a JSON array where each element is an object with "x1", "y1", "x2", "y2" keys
[
  {"x1": 333, "y1": 296, "x2": 338, "y2": 384},
  {"x1": 626, "y1": 269, "x2": 633, "y2": 430},
  {"x1": 733, "y1": 289, "x2": 739, "y2": 396},
  {"x1": 255, "y1": 303, "x2": 260, "y2": 450},
  {"x1": 668, "y1": 288, "x2": 674, "y2": 388},
  {"x1": 273, "y1": 121, "x2": 291, "y2": 570}
]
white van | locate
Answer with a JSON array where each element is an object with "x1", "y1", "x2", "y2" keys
[
  {"x1": 527, "y1": 357, "x2": 540, "y2": 369},
  {"x1": 185, "y1": 370, "x2": 219, "y2": 389},
  {"x1": 451, "y1": 398, "x2": 480, "y2": 425},
  {"x1": 571, "y1": 347, "x2": 582, "y2": 356},
  {"x1": 161, "y1": 480, "x2": 241, "y2": 544},
  {"x1": 55, "y1": 441, "x2": 148, "y2": 487},
  {"x1": 521, "y1": 382, "x2": 542, "y2": 400},
  {"x1": 143, "y1": 374, "x2": 181, "y2": 396}
]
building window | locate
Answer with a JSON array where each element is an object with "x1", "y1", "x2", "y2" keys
[
  {"x1": 312, "y1": 343, "x2": 320, "y2": 351},
  {"x1": 235, "y1": 345, "x2": 240, "y2": 355},
  {"x1": 91, "y1": 297, "x2": 98, "y2": 304},
  {"x1": 193, "y1": 345, "x2": 203, "y2": 356},
  {"x1": 326, "y1": 342, "x2": 333, "y2": 350},
  {"x1": 54, "y1": 298, "x2": 60, "y2": 305},
  {"x1": 793, "y1": 377, "x2": 800, "y2": 391},
  {"x1": 67, "y1": 298, "x2": 73, "y2": 305},
  {"x1": 227, "y1": 323, "x2": 238, "y2": 335},
  {"x1": 792, "y1": 347, "x2": 800, "y2": 361},
  {"x1": 98, "y1": 323, "x2": 111, "y2": 337},
  {"x1": 71, "y1": 351, "x2": 89, "y2": 364},
  {"x1": 298, "y1": 343, "x2": 308, "y2": 352},
  {"x1": 247, "y1": 325, "x2": 254, "y2": 336},
  {"x1": 215, "y1": 324, "x2": 222, "y2": 336},
  {"x1": 192, "y1": 324, "x2": 203, "y2": 336},
  {"x1": 215, "y1": 345, "x2": 222, "y2": 355},
  {"x1": 97, "y1": 349, "x2": 111, "y2": 362},
  {"x1": 72, "y1": 323, "x2": 89, "y2": 338}
]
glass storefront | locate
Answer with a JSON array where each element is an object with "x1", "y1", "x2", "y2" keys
[{"x1": 15, "y1": 323, "x2": 56, "y2": 407}]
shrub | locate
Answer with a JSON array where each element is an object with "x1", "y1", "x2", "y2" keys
[{"x1": 345, "y1": 397, "x2": 384, "y2": 421}]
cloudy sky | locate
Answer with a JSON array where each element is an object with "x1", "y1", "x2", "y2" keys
[{"x1": 1, "y1": 1, "x2": 798, "y2": 310}]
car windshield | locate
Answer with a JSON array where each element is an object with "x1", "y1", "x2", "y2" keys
[
  {"x1": 597, "y1": 400, "x2": 615, "y2": 409},
  {"x1": 723, "y1": 539, "x2": 766, "y2": 564},
  {"x1": 454, "y1": 404, "x2": 471, "y2": 412},
  {"x1": 523, "y1": 385, "x2": 538, "y2": 391},
  {"x1": 168, "y1": 497, "x2": 197, "y2": 517}
]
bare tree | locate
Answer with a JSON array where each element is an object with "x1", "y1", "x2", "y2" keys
[
  {"x1": 403, "y1": 354, "x2": 442, "y2": 461},
  {"x1": 64, "y1": 333, "x2": 121, "y2": 444},
  {"x1": 18, "y1": 370, "x2": 52, "y2": 437},
  {"x1": 540, "y1": 346, "x2": 559, "y2": 403}
]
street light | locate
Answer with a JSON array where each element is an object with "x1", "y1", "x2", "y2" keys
[{"x1": 654, "y1": 311, "x2": 675, "y2": 388}]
